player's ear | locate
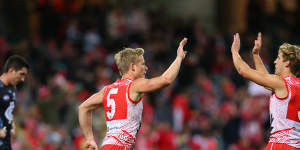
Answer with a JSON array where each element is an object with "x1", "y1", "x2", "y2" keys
[
  {"x1": 129, "y1": 62, "x2": 135, "y2": 72},
  {"x1": 8, "y1": 68, "x2": 15, "y2": 74},
  {"x1": 285, "y1": 60, "x2": 290, "y2": 68}
]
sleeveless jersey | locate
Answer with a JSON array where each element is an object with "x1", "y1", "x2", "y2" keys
[
  {"x1": 269, "y1": 76, "x2": 300, "y2": 148},
  {"x1": 101, "y1": 78, "x2": 143, "y2": 148}
]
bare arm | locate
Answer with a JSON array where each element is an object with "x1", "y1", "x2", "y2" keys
[
  {"x1": 231, "y1": 33, "x2": 286, "y2": 97},
  {"x1": 131, "y1": 38, "x2": 188, "y2": 94},
  {"x1": 252, "y1": 32, "x2": 269, "y2": 74},
  {"x1": 78, "y1": 88, "x2": 104, "y2": 149}
]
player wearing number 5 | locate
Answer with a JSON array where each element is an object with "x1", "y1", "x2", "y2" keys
[
  {"x1": 78, "y1": 38, "x2": 188, "y2": 150},
  {"x1": 0, "y1": 55, "x2": 29, "y2": 150},
  {"x1": 231, "y1": 33, "x2": 300, "y2": 149}
]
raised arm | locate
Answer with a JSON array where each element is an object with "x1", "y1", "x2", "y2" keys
[
  {"x1": 131, "y1": 38, "x2": 188, "y2": 94},
  {"x1": 231, "y1": 33, "x2": 286, "y2": 96},
  {"x1": 252, "y1": 32, "x2": 269, "y2": 74},
  {"x1": 78, "y1": 88, "x2": 105, "y2": 150}
]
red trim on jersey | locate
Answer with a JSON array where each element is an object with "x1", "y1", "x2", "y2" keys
[
  {"x1": 274, "y1": 77, "x2": 290, "y2": 100},
  {"x1": 122, "y1": 78, "x2": 132, "y2": 81},
  {"x1": 127, "y1": 81, "x2": 143, "y2": 104},
  {"x1": 112, "y1": 136, "x2": 125, "y2": 145},
  {"x1": 270, "y1": 127, "x2": 296, "y2": 135},
  {"x1": 265, "y1": 143, "x2": 298, "y2": 150},
  {"x1": 121, "y1": 130, "x2": 135, "y2": 139},
  {"x1": 101, "y1": 144, "x2": 132, "y2": 150}
]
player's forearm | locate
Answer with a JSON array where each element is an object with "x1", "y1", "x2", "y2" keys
[
  {"x1": 232, "y1": 52, "x2": 252, "y2": 77},
  {"x1": 78, "y1": 108, "x2": 94, "y2": 140},
  {"x1": 161, "y1": 56, "x2": 183, "y2": 84},
  {"x1": 253, "y1": 54, "x2": 268, "y2": 74}
]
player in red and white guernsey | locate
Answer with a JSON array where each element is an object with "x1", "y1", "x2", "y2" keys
[
  {"x1": 231, "y1": 33, "x2": 300, "y2": 149},
  {"x1": 78, "y1": 38, "x2": 188, "y2": 150}
]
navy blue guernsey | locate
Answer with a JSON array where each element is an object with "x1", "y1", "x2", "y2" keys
[{"x1": 0, "y1": 80, "x2": 16, "y2": 147}]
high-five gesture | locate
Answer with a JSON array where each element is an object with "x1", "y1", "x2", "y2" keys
[
  {"x1": 177, "y1": 38, "x2": 188, "y2": 59},
  {"x1": 229, "y1": 32, "x2": 300, "y2": 150},
  {"x1": 252, "y1": 32, "x2": 262, "y2": 55},
  {"x1": 231, "y1": 33, "x2": 240, "y2": 54}
]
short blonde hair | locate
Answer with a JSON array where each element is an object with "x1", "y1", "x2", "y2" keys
[
  {"x1": 279, "y1": 43, "x2": 300, "y2": 77},
  {"x1": 114, "y1": 48, "x2": 144, "y2": 75}
]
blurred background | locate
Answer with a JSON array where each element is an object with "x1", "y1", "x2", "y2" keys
[{"x1": 0, "y1": 0, "x2": 299, "y2": 149}]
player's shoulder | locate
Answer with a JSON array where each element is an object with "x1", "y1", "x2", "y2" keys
[
  {"x1": 0, "y1": 81, "x2": 7, "y2": 90},
  {"x1": 284, "y1": 76, "x2": 300, "y2": 85},
  {"x1": 0, "y1": 83, "x2": 10, "y2": 93}
]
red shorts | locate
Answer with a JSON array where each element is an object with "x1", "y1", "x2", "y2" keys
[
  {"x1": 100, "y1": 144, "x2": 133, "y2": 150},
  {"x1": 265, "y1": 143, "x2": 299, "y2": 150}
]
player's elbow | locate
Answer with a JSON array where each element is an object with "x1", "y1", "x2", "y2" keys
[
  {"x1": 238, "y1": 68, "x2": 250, "y2": 78},
  {"x1": 78, "y1": 103, "x2": 86, "y2": 112}
]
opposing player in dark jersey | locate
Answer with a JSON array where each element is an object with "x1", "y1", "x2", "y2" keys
[{"x1": 0, "y1": 55, "x2": 29, "y2": 150}]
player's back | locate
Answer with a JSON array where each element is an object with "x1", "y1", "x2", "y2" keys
[{"x1": 101, "y1": 78, "x2": 143, "y2": 149}]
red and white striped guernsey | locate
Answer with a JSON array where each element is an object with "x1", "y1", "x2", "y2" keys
[
  {"x1": 269, "y1": 76, "x2": 300, "y2": 148},
  {"x1": 101, "y1": 78, "x2": 143, "y2": 148}
]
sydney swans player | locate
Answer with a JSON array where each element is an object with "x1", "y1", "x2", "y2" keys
[
  {"x1": 231, "y1": 33, "x2": 300, "y2": 149},
  {"x1": 79, "y1": 38, "x2": 188, "y2": 150}
]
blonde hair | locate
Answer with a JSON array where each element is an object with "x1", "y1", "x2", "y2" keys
[
  {"x1": 279, "y1": 43, "x2": 300, "y2": 77},
  {"x1": 114, "y1": 48, "x2": 144, "y2": 75}
]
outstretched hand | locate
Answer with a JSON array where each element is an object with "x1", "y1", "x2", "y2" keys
[
  {"x1": 231, "y1": 33, "x2": 240, "y2": 54},
  {"x1": 85, "y1": 140, "x2": 98, "y2": 150},
  {"x1": 177, "y1": 38, "x2": 188, "y2": 59},
  {"x1": 252, "y1": 32, "x2": 262, "y2": 55}
]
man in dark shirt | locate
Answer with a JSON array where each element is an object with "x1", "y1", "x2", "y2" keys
[{"x1": 0, "y1": 55, "x2": 29, "y2": 150}]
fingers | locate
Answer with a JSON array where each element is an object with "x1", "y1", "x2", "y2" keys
[
  {"x1": 86, "y1": 145, "x2": 96, "y2": 150},
  {"x1": 232, "y1": 33, "x2": 240, "y2": 52},
  {"x1": 0, "y1": 128, "x2": 7, "y2": 138},
  {"x1": 86, "y1": 142, "x2": 98, "y2": 150},
  {"x1": 254, "y1": 32, "x2": 262, "y2": 49},
  {"x1": 180, "y1": 38, "x2": 188, "y2": 46},
  {"x1": 257, "y1": 32, "x2": 262, "y2": 44},
  {"x1": 233, "y1": 33, "x2": 240, "y2": 45},
  {"x1": 236, "y1": 33, "x2": 240, "y2": 43},
  {"x1": 255, "y1": 40, "x2": 258, "y2": 46},
  {"x1": 233, "y1": 33, "x2": 239, "y2": 42}
]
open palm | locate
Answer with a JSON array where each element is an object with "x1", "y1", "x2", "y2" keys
[
  {"x1": 231, "y1": 33, "x2": 240, "y2": 53},
  {"x1": 252, "y1": 32, "x2": 262, "y2": 54},
  {"x1": 177, "y1": 38, "x2": 188, "y2": 59}
]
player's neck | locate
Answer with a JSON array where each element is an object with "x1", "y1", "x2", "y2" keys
[
  {"x1": 280, "y1": 70, "x2": 295, "y2": 78},
  {"x1": 122, "y1": 73, "x2": 135, "y2": 81},
  {"x1": 0, "y1": 73, "x2": 11, "y2": 86}
]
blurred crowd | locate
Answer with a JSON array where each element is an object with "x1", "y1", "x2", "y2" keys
[{"x1": 0, "y1": 0, "x2": 300, "y2": 150}]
